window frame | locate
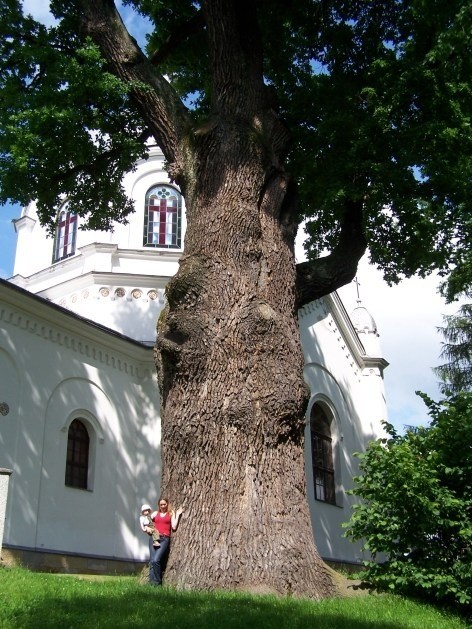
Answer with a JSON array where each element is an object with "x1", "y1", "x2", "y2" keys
[
  {"x1": 143, "y1": 184, "x2": 182, "y2": 249},
  {"x1": 53, "y1": 207, "x2": 78, "y2": 263},
  {"x1": 310, "y1": 402, "x2": 337, "y2": 505},
  {"x1": 65, "y1": 418, "x2": 90, "y2": 490}
]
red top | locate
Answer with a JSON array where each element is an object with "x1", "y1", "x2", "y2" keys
[{"x1": 154, "y1": 511, "x2": 172, "y2": 537}]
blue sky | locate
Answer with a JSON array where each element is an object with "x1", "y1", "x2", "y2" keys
[
  {"x1": 1, "y1": 0, "x2": 459, "y2": 431},
  {"x1": 0, "y1": 203, "x2": 20, "y2": 278}
]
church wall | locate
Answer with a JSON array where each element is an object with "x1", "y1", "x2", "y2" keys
[
  {"x1": 299, "y1": 297, "x2": 388, "y2": 564},
  {"x1": 0, "y1": 282, "x2": 388, "y2": 571},
  {"x1": 54, "y1": 283, "x2": 167, "y2": 346},
  {"x1": 4, "y1": 143, "x2": 390, "y2": 571},
  {"x1": 10, "y1": 145, "x2": 183, "y2": 343},
  {"x1": 12, "y1": 206, "x2": 54, "y2": 278},
  {"x1": 0, "y1": 286, "x2": 161, "y2": 566}
]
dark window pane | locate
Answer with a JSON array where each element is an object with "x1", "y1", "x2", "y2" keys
[
  {"x1": 310, "y1": 403, "x2": 336, "y2": 505},
  {"x1": 65, "y1": 419, "x2": 89, "y2": 489}
]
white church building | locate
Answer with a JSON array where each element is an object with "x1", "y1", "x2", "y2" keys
[{"x1": 0, "y1": 145, "x2": 388, "y2": 574}]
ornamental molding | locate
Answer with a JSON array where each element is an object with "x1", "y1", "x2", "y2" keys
[
  {"x1": 56, "y1": 285, "x2": 166, "y2": 308},
  {"x1": 9, "y1": 244, "x2": 179, "y2": 298},
  {"x1": 12, "y1": 215, "x2": 36, "y2": 234},
  {"x1": 0, "y1": 291, "x2": 154, "y2": 380}
]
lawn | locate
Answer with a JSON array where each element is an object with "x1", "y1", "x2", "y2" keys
[{"x1": 0, "y1": 567, "x2": 467, "y2": 628}]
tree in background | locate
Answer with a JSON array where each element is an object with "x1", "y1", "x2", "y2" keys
[
  {"x1": 346, "y1": 286, "x2": 472, "y2": 610},
  {"x1": 1, "y1": 0, "x2": 471, "y2": 596},
  {"x1": 434, "y1": 297, "x2": 472, "y2": 395},
  {"x1": 345, "y1": 392, "x2": 472, "y2": 610}
]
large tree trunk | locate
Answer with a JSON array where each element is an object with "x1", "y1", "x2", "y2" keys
[
  {"x1": 156, "y1": 120, "x2": 335, "y2": 598},
  {"x1": 77, "y1": 0, "x2": 342, "y2": 599}
]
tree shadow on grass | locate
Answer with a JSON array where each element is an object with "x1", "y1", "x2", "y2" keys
[{"x1": 1, "y1": 584, "x2": 412, "y2": 629}]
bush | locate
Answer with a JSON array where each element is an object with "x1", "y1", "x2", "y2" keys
[{"x1": 345, "y1": 391, "x2": 472, "y2": 611}]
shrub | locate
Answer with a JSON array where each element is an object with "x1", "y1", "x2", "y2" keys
[{"x1": 345, "y1": 392, "x2": 472, "y2": 611}]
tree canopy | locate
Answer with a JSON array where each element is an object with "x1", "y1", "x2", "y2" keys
[{"x1": 1, "y1": 0, "x2": 471, "y2": 298}]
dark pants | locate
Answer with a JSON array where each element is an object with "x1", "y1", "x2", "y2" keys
[{"x1": 149, "y1": 536, "x2": 170, "y2": 585}]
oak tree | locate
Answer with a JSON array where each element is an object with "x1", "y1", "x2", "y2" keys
[{"x1": 1, "y1": 0, "x2": 471, "y2": 597}]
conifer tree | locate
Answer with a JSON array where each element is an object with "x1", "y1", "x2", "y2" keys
[{"x1": 435, "y1": 295, "x2": 472, "y2": 395}]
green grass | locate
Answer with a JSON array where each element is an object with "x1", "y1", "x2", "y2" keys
[{"x1": 0, "y1": 566, "x2": 467, "y2": 628}]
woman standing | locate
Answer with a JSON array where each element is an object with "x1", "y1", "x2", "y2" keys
[{"x1": 149, "y1": 497, "x2": 183, "y2": 586}]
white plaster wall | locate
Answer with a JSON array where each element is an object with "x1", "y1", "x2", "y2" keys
[
  {"x1": 53, "y1": 284, "x2": 167, "y2": 344},
  {"x1": 0, "y1": 293, "x2": 160, "y2": 562},
  {"x1": 299, "y1": 298, "x2": 388, "y2": 563},
  {"x1": 302, "y1": 362, "x2": 366, "y2": 563},
  {"x1": 12, "y1": 207, "x2": 52, "y2": 278},
  {"x1": 357, "y1": 368, "x2": 389, "y2": 440}
]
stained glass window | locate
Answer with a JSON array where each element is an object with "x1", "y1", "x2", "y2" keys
[
  {"x1": 144, "y1": 185, "x2": 182, "y2": 248},
  {"x1": 53, "y1": 208, "x2": 77, "y2": 262}
]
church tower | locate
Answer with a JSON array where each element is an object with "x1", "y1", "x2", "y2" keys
[{"x1": 10, "y1": 145, "x2": 181, "y2": 344}]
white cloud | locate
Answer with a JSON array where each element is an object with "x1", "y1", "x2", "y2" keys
[{"x1": 338, "y1": 258, "x2": 458, "y2": 431}]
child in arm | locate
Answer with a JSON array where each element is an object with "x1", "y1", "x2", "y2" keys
[{"x1": 139, "y1": 504, "x2": 160, "y2": 547}]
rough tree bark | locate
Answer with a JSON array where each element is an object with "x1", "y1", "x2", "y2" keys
[
  {"x1": 156, "y1": 125, "x2": 334, "y2": 597},
  {"x1": 78, "y1": 0, "x2": 366, "y2": 598}
]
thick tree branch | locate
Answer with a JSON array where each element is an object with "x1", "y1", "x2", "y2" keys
[
  {"x1": 295, "y1": 199, "x2": 367, "y2": 308},
  {"x1": 149, "y1": 11, "x2": 205, "y2": 66},
  {"x1": 75, "y1": 0, "x2": 192, "y2": 176}
]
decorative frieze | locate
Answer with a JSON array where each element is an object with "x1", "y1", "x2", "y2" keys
[
  {"x1": 0, "y1": 302, "x2": 153, "y2": 379},
  {"x1": 55, "y1": 286, "x2": 166, "y2": 307}
]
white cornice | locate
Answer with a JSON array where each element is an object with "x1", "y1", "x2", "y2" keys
[
  {"x1": 35, "y1": 272, "x2": 170, "y2": 301},
  {"x1": 327, "y1": 292, "x2": 367, "y2": 357},
  {"x1": 0, "y1": 281, "x2": 155, "y2": 379},
  {"x1": 9, "y1": 242, "x2": 181, "y2": 297},
  {"x1": 12, "y1": 215, "x2": 36, "y2": 233},
  {"x1": 298, "y1": 292, "x2": 389, "y2": 375}
]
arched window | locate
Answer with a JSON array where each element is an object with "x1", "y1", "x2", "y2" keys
[
  {"x1": 310, "y1": 403, "x2": 336, "y2": 504},
  {"x1": 143, "y1": 185, "x2": 182, "y2": 248},
  {"x1": 53, "y1": 208, "x2": 77, "y2": 262},
  {"x1": 65, "y1": 419, "x2": 90, "y2": 489}
]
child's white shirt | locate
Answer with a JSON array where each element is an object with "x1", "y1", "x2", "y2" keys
[{"x1": 139, "y1": 514, "x2": 152, "y2": 532}]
